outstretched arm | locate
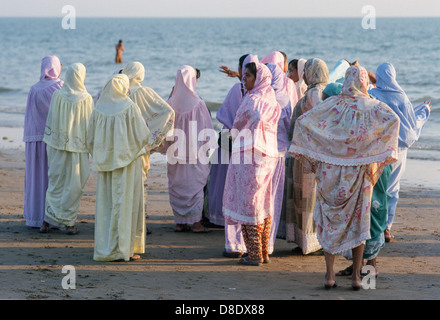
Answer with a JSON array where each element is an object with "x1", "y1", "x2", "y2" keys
[{"x1": 219, "y1": 65, "x2": 240, "y2": 79}]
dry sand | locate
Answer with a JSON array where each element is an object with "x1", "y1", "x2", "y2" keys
[{"x1": 0, "y1": 145, "x2": 439, "y2": 302}]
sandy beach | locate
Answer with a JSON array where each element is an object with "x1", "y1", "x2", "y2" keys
[{"x1": 0, "y1": 127, "x2": 439, "y2": 302}]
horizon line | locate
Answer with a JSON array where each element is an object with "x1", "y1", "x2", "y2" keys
[{"x1": 1, "y1": 15, "x2": 439, "y2": 19}]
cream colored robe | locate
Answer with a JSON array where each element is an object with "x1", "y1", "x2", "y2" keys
[
  {"x1": 43, "y1": 62, "x2": 93, "y2": 228},
  {"x1": 87, "y1": 74, "x2": 150, "y2": 262}
]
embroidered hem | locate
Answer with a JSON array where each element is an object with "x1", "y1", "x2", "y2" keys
[{"x1": 289, "y1": 144, "x2": 397, "y2": 167}]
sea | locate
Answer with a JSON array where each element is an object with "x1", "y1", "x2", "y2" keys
[{"x1": 0, "y1": 17, "x2": 439, "y2": 188}]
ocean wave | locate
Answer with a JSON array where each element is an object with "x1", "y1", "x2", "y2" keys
[
  {"x1": 0, "y1": 87, "x2": 15, "y2": 93},
  {"x1": 407, "y1": 154, "x2": 440, "y2": 161}
]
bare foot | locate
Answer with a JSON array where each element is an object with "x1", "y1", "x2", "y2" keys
[
  {"x1": 192, "y1": 221, "x2": 210, "y2": 233},
  {"x1": 324, "y1": 272, "x2": 336, "y2": 289},
  {"x1": 66, "y1": 226, "x2": 80, "y2": 235},
  {"x1": 39, "y1": 222, "x2": 50, "y2": 233}
]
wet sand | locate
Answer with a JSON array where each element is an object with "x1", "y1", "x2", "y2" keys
[{"x1": 0, "y1": 137, "x2": 439, "y2": 301}]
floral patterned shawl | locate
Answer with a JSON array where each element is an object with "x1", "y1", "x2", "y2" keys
[
  {"x1": 231, "y1": 61, "x2": 281, "y2": 158},
  {"x1": 289, "y1": 66, "x2": 400, "y2": 175}
]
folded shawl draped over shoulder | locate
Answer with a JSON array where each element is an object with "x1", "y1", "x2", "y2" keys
[
  {"x1": 24, "y1": 55, "x2": 64, "y2": 142},
  {"x1": 368, "y1": 62, "x2": 430, "y2": 151},
  {"x1": 44, "y1": 62, "x2": 94, "y2": 153},
  {"x1": 122, "y1": 61, "x2": 175, "y2": 153},
  {"x1": 86, "y1": 74, "x2": 150, "y2": 172},
  {"x1": 289, "y1": 66, "x2": 400, "y2": 182}
]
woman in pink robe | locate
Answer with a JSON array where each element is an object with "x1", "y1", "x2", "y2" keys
[
  {"x1": 223, "y1": 60, "x2": 281, "y2": 266},
  {"x1": 23, "y1": 56, "x2": 63, "y2": 228}
]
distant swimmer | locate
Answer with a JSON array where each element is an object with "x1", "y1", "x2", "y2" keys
[{"x1": 115, "y1": 40, "x2": 125, "y2": 63}]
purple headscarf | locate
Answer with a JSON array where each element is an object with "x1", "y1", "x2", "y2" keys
[{"x1": 23, "y1": 56, "x2": 63, "y2": 142}]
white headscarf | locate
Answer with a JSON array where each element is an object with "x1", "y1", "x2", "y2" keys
[
  {"x1": 87, "y1": 74, "x2": 150, "y2": 172},
  {"x1": 122, "y1": 61, "x2": 175, "y2": 152},
  {"x1": 59, "y1": 62, "x2": 89, "y2": 102},
  {"x1": 96, "y1": 73, "x2": 133, "y2": 114},
  {"x1": 44, "y1": 62, "x2": 93, "y2": 153}
]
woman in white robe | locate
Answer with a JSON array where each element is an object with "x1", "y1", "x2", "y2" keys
[
  {"x1": 87, "y1": 74, "x2": 150, "y2": 262},
  {"x1": 41, "y1": 62, "x2": 94, "y2": 234}
]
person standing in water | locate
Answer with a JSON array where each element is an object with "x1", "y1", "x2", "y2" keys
[{"x1": 115, "y1": 40, "x2": 125, "y2": 64}]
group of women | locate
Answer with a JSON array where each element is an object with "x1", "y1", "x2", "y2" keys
[
  {"x1": 24, "y1": 57, "x2": 175, "y2": 262},
  {"x1": 204, "y1": 51, "x2": 430, "y2": 290},
  {"x1": 23, "y1": 51, "x2": 431, "y2": 290}
]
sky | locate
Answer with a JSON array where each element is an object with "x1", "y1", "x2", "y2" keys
[{"x1": 1, "y1": 0, "x2": 439, "y2": 18}]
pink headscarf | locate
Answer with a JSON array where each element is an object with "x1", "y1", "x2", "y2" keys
[
  {"x1": 168, "y1": 65, "x2": 201, "y2": 113},
  {"x1": 165, "y1": 65, "x2": 213, "y2": 162},
  {"x1": 232, "y1": 61, "x2": 281, "y2": 158},
  {"x1": 241, "y1": 54, "x2": 259, "y2": 93},
  {"x1": 261, "y1": 51, "x2": 285, "y2": 73}
]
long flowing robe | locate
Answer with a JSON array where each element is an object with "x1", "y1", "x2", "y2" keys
[
  {"x1": 206, "y1": 82, "x2": 243, "y2": 226},
  {"x1": 289, "y1": 66, "x2": 400, "y2": 254},
  {"x1": 220, "y1": 55, "x2": 260, "y2": 253},
  {"x1": 163, "y1": 65, "x2": 214, "y2": 224},
  {"x1": 268, "y1": 63, "x2": 298, "y2": 253},
  {"x1": 23, "y1": 56, "x2": 63, "y2": 227},
  {"x1": 368, "y1": 63, "x2": 431, "y2": 230},
  {"x1": 283, "y1": 58, "x2": 329, "y2": 254},
  {"x1": 223, "y1": 61, "x2": 281, "y2": 226},
  {"x1": 43, "y1": 62, "x2": 93, "y2": 228},
  {"x1": 87, "y1": 74, "x2": 150, "y2": 261},
  {"x1": 122, "y1": 62, "x2": 175, "y2": 216}
]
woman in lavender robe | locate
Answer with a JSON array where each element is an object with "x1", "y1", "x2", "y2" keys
[
  {"x1": 23, "y1": 56, "x2": 63, "y2": 228},
  {"x1": 164, "y1": 65, "x2": 214, "y2": 233}
]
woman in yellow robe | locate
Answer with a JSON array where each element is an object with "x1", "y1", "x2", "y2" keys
[
  {"x1": 87, "y1": 74, "x2": 150, "y2": 262},
  {"x1": 41, "y1": 62, "x2": 93, "y2": 234}
]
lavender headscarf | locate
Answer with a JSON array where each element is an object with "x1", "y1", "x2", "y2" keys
[{"x1": 24, "y1": 56, "x2": 63, "y2": 142}]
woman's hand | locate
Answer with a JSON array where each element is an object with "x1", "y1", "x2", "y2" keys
[
  {"x1": 424, "y1": 100, "x2": 432, "y2": 109},
  {"x1": 219, "y1": 65, "x2": 240, "y2": 78}
]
